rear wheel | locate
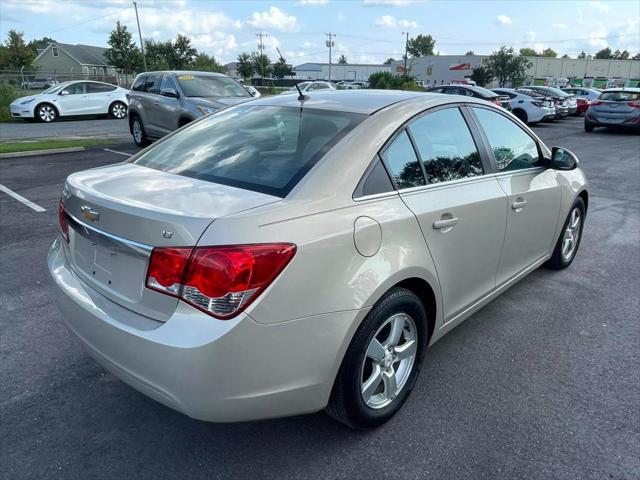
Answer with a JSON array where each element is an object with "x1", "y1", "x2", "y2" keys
[
  {"x1": 131, "y1": 116, "x2": 151, "y2": 147},
  {"x1": 109, "y1": 101, "x2": 127, "y2": 119},
  {"x1": 36, "y1": 103, "x2": 57, "y2": 122},
  {"x1": 327, "y1": 287, "x2": 427, "y2": 429},
  {"x1": 584, "y1": 123, "x2": 594, "y2": 132},
  {"x1": 547, "y1": 197, "x2": 585, "y2": 270},
  {"x1": 513, "y1": 109, "x2": 528, "y2": 123}
]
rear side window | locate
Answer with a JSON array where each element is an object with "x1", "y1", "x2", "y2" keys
[
  {"x1": 86, "y1": 83, "x2": 116, "y2": 93},
  {"x1": 134, "y1": 105, "x2": 365, "y2": 197},
  {"x1": 382, "y1": 130, "x2": 425, "y2": 189},
  {"x1": 409, "y1": 108, "x2": 483, "y2": 184},
  {"x1": 355, "y1": 156, "x2": 394, "y2": 197},
  {"x1": 472, "y1": 107, "x2": 542, "y2": 171},
  {"x1": 131, "y1": 75, "x2": 146, "y2": 92}
]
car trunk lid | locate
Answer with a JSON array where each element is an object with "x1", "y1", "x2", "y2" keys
[{"x1": 62, "y1": 162, "x2": 280, "y2": 321}]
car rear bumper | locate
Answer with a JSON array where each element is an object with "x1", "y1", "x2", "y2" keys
[
  {"x1": 48, "y1": 237, "x2": 361, "y2": 422},
  {"x1": 585, "y1": 113, "x2": 640, "y2": 128}
]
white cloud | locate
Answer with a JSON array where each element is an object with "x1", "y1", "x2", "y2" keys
[
  {"x1": 552, "y1": 23, "x2": 567, "y2": 29},
  {"x1": 302, "y1": 41, "x2": 316, "y2": 48},
  {"x1": 590, "y1": 1, "x2": 611, "y2": 12},
  {"x1": 375, "y1": 15, "x2": 418, "y2": 28},
  {"x1": 494, "y1": 15, "x2": 512, "y2": 26},
  {"x1": 247, "y1": 6, "x2": 298, "y2": 31}
]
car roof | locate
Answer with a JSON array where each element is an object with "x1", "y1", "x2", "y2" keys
[
  {"x1": 141, "y1": 70, "x2": 227, "y2": 77},
  {"x1": 250, "y1": 89, "x2": 433, "y2": 114},
  {"x1": 602, "y1": 87, "x2": 640, "y2": 92}
]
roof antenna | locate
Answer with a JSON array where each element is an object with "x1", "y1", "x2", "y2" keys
[{"x1": 295, "y1": 82, "x2": 308, "y2": 102}]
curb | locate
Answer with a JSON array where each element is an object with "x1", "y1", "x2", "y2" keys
[{"x1": 0, "y1": 146, "x2": 86, "y2": 159}]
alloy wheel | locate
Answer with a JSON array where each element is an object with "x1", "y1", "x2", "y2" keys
[
  {"x1": 561, "y1": 207, "x2": 582, "y2": 261},
  {"x1": 361, "y1": 313, "x2": 417, "y2": 409},
  {"x1": 112, "y1": 103, "x2": 127, "y2": 119},
  {"x1": 133, "y1": 120, "x2": 143, "y2": 143},
  {"x1": 38, "y1": 105, "x2": 56, "y2": 122}
]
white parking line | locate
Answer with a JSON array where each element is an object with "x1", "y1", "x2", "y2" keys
[
  {"x1": 103, "y1": 148, "x2": 132, "y2": 157},
  {"x1": 0, "y1": 183, "x2": 46, "y2": 212}
]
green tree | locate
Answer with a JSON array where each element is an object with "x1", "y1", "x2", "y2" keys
[
  {"x1": 105, "y1": 22, "x2": 142, "y2": 73},
  {"x1": 561, "y1": 54, "x2": 570, "y2": 58},
  {"x1": 577, "y1": 51, "x2": 587, "y2": 59},
  {"x1": 612, "y1": 49, "x2": 629, "y2": 60},
  {"x1": 541, "y1": 48, "x2": 557, "y2": 57},
  {"x1": 465, "y1": 50, "x2": 475, "y2": 56},
  {"x1": 4, "y1": 30, "x2": 35, "y2": 69},
  {"x1": 272, "y1": 55, "x2": 292, "y2": 79},
  {"x1": 595, "y1": 47, "x2": 612, "y2": 59},
  {"x1": 338, "y1": 54, "x2": 347, "y2": 64},
  {"x1": 27, "y1": 36, "x2": 56, "y2": 54},
  {"x1": 470, "y1": 64, "x2": 493, "y2": 87},
  {"x1": 236, "y1": 52, "x2": 254, "y2": 81},
  {"x1": 632, "y1": 52, "x2": 640, "y2": 60},
  {"x1": 251, "y1": 52, "x2": 271, "y2": 78},
  {"x1": 383, "y1": 57, "x2": 395, "y2": 65},
  {"x1": 144, "y1": 39, "x2": 173, "y2": 70},
  {"x1": 485, "y1": 46, "x2": 532, "y2": 87},
  {"x1": 519, "y1": 47, "x2": 538, "y2": 57},
  {"x1": 172, "y1": 34, "x2": 197, "y2": 69},
  {"x1": 192, "y1": 52, "x2": 224, "y2": 72},
  {"x1": 367, "y1": 71, "x2": 418, "y2": 90},
  {"x1": 406, "y1": 34, "x2": 436, "y2": 57}
]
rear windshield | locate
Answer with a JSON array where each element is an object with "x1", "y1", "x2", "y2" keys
[
  {"x1": 472, "y1": 86, "x2": 498, "y2": 97},
  {"x1": 176, "y1": 74, "x2": 250, "y2": 98},
  {"x1": 599, "y1": 91, "x2": 640, "y2": 101},
  {"x1": 134, "y1": 105, "x2": 366, "y2": 197}
]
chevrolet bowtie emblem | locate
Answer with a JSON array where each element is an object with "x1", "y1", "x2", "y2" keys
[{"x1": 80, "y1": 205, "x2": 100, "y2": 222}]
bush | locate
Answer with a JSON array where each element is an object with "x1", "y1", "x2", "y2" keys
[
  {"x1": 0, "y1": 84, "x2": 22, "y2": 122},
  {"x1": 367, "y1": 71, "x2": 421, "y2": 91}
]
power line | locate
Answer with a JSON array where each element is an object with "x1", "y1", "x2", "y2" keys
[{"x1": 326, "y1": 32, "x2": 336, "y2": 81}]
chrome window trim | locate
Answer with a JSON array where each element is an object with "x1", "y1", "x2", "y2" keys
[
  {"x1": 66, "y1": 212, "x2": 153, "y2": 257},
  {"x1": 353, "y1": 190, "x2": 400, "y2": 203},
  {"x1": 397, "y1": 171, "x2": 499, "y2": 195}
]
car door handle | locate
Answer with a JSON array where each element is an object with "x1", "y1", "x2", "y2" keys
[
  {"x1": 153, "y1": 101, "x2": 159, "y2": 105},
  {"x1": 511, "y1": 198, "x2": 527, "y2": 212},
  {"x1": 433, "y1": 217, "x2": 459, "y2": 231}
]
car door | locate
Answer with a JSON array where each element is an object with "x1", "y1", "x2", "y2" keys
[
  {"x1": 85, "y1": 82, "x2": 117, "y2": 114},
  {"x1": 139, "y1": 73, "x2": 163, "y2": 136},
  {"x1": 383, "y1": 106, "x2": 508, "y2": 321},
  {"x1": 154, "y1": 75, "x2": 181, "y2": 134},
  {"x1": 469, "y1": 106, "x2": 562, "y2": 285},
  {"x1": 57, "y1": 82, "x2": 89, "y2": 115}
]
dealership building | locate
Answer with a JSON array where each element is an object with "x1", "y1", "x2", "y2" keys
[
  {"x1": 392, "y1": 55, "x2": 640, "y2": 87},
  {"x1": 292, "y1": 62, "x2": 390, "y2": 81}
]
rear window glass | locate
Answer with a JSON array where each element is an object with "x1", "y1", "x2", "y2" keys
[
  {"x1": 599, "y1": 91, "x2": 640, "y2": 101},
  {"x1": 471, "y1": 86, "x2": 498, "y2": 97},
  {"x1": 177, "y1": 75, "x2": 250, "y2": 98},
  {"x1": 134, "y1": 105, "x2": 365, "y2": 197}
]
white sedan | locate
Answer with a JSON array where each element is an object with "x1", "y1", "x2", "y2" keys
[
  {"x1": 281, "y1": 81, "x2": 336, "y2": 95},
  {"x1": 10, "y1": 80, "x2": 129, "y2": 122}
]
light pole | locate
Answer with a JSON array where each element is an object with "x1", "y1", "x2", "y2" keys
[
  {"x1": 255, "y1": 32, "x2": 268, "y2": 80},
  {"x1": 133, "y1": 1, "x2": 147, "y2": 72},
  {"x1": 402, "y1": 31, "x2": 409, "y2": 76},
  {"x1": 326, "y1": 32, "x2": 335, "y2": 81}
]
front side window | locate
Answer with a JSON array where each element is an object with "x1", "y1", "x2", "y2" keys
[
  {"x1": 409, "y1": 108, "x2": 483, "y2": 184},
  {"x1": 145, "y1": 74, "x2": 161, "y2": 94},
  {"x1": 160, "y1": 75, "x2": 178, "y2": 92},
  {"x1": 472, "y1": 107, "x2": 542, "y2": 171},
  {"x1": 131, "y1": 75, "x2": 146, "y2": 92},
  {"x1": 64, "y1": 82, "x2": 87, "y2": 95},
  {"x1": 134, "y1": 105, "x2": 365, "y2": 197},
  {"x1": 176, "y1": 74, "x2": 250, "y2": 98},
  {"x1": 382, "y1": 130, "x2": 425, "y2": 189}
]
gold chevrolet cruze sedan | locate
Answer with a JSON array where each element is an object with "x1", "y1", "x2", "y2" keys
[{"x1": 49, "y1": 90, "x2": 588, "y2": 428}]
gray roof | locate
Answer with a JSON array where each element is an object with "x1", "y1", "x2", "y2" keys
[
  {"x1": 55, "y1": 43, "x2": 110, "y2": 66},
  {"x1": 293, "y1": 62, "x2": 387, "y2": 71},
  {"x1": 251, "y1": 89, "x2": 434, "y2": 114}
]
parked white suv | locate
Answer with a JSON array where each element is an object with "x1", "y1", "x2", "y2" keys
[{"x1": 492, "y1": 88, "x2": 556, "y2": 124}]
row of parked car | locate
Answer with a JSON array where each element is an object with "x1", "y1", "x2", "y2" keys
[
  {"x1": 10, "y1": 71, "x2": 639, "y2": 137},
  {"x1": 427, "y1": 83, "x2": 640, "y2": 132}
]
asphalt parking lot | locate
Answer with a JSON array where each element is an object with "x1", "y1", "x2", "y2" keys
[
  {"x1": 1, "y1": 117, "x2": 639, "y2": 480},
  {"x1": 0, "y1": 117, "x2": 130, "y2": 142}
]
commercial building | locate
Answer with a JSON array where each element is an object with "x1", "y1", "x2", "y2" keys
[
  {"x1": 392, "y1": 55, "x2": 640, "y2": 87},
  {"x1": 293, "y1": 63, "x2": 390, "y2": 81}
]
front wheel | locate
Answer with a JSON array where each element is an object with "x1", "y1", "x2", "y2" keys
[
  {"x1": 131, "y1": 116, "x2": 151, "y2": 147},
  {"x1": 584, "y1": 123, "x2": 594, "y2": 132},
  {"x1": 546, "y1": 197, "x2": 585, "y2": 270},
  {"x1": 327, "y1": 287, "x2": 427, "y2": 429},
  {"x1": 36, "y1": 103, "x2": 58, "y2": 122},
  {"x1": 109, "y1": 101, "x2": 128, "y2": 119}
]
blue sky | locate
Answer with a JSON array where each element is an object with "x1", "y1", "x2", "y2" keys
[{"x1": 1, "y1": 0, "x2": 639, "y2": 65}]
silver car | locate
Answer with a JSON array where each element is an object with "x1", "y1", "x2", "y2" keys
[
  {"x1": 584, "y1": 88, "x2": 640, "y2": 131},
  {"x1": 49, "y1": 90, "x2": 588, "y2": 428},
  {"x1": 127, "y1": 71, "x2": 253, "y2": 146}
]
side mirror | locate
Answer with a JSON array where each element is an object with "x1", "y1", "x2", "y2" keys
[
  {"x1": 551, "y1": 146, "x2": 579, "y2": 170},
  {"x1": 161, "y1": 88, "x2": 178, "y2": 98},
  {"x1": 59, "y1": 90, "x2": 70, "y2": 96}
]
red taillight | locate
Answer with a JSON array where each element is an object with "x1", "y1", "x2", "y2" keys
[
  {"x1": 146, "y1": 243, "x2": 296, "y2": 319},
  {"x1": 590, "y1": 100, "x2": 603, "y2": 106},
  {"x1": 628, "y1": 101, "x2": 640, "y2": 108},
  {"x1": 58, "y1": 199, "x2": 69, "y2": 242}
]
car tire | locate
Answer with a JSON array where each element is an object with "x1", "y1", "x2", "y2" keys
[
  {"x1": 36, "y1": 103, "x2": 58, "y2": 123},
  {"x1": 326, "y1": 287, "x2": 428, "y2": 429},
  {"x1": 131, "y1": 116, "x2": 151, "y2": 147},
  {"x1": 513, "y1": 109, "x2": 528, "y2": 123},
  {"x1": 584, "y1": 123, "x2": 594, "y2": 132},
  {"x1": 546, "y1": 197, "x2": 586, "y2": 270},
  {"x1": 109, "y1": 101, "x2": 128, "y2": 120}
]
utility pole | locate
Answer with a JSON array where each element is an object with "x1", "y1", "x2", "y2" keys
[
  {"x1": 255, "y1": 32, "x2": 268, "y2": 80},
  {"x1": 326, "y1": 32, "x2": 335, "y2": 81},
  {"x1": 133, "y1": 1, "x2": 147, "y2": 72},
  {"x1": 402, "y1": 31, "x2": 409, "y2": 76}
]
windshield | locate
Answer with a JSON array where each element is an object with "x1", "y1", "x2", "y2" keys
[
  {"x1": 599, "y1": 91, "x2": 640, "y2": 101},
  {"x1": 134, "y1": 105, "x2": 365, "y2": 197},
  {"x1": 42, "y1": 83, "x2": 68, "y2": 94},
  {"x1": 176, "y1": 74, "x2": 250, "y2": 98},
  {"x1": 473, "y1": 86, "x2": 498, "y2": 97},
  {"x1": 542, "y1": 87, "x2": 569, "y2": 97}
]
